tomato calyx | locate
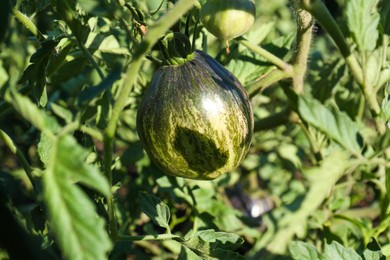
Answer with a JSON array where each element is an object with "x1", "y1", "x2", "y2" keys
[{"x1": 158, "y1": 32, "x2": 195, "y2": 66}]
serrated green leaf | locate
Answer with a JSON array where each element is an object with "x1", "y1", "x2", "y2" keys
[
  {"x1": 138, "y1": 192, "x2": 171, "y2": 230},
  {"x1": 322, "y1": 241, "x2": 362, "y2": 260},
  {"x1": 43, "y1": 134, "x2": 111, "y2": 260},
  {"x1": 5, "y1": 89, "x2": 59, "y2": 133},
  {"x1": 18, "y1": 40, "x2": 59, "y2": 107},
  {"x1": 298, "y1": 95, "x2": 362, "y2": 154},
  {"x1": 183, "y1": 229, "x2": 244, "y2": 259},
  {"x1": 289, "y1": 241, "x2": 320, "y2": 260},
  {"x1": 346, "y1": 0, "x2": 380, "y2": 51}
]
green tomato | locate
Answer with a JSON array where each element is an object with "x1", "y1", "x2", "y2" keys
[
  {"x1": 200, "y1": 0, "x2": 256, "y2": 40},
  {"x1": 137, "y1": 50, "x2": 253, "y2": 180}
]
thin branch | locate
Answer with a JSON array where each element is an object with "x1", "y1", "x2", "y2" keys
[{"x1": 11, "y1": 8, "x2": 45, "y2": 41}]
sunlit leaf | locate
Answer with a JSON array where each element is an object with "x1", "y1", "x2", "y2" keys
[
  {"x1": 289, "y1": 241, "x2": 320, "y2": 260},
  {"x1": 298, "y1": 95, "x2": 362, "y2": 154},
  {"x1": 346, "y1": 0, "x2": 380, "y2": 51},
  {"x1": 43, "y1": 135, "x2": 111, "y2": 260},
  {"x1": 323, "y1": 241, "x2": 362, "y2": 260}
]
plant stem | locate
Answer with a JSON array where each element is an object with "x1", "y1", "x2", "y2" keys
[
  {"x1": 102, "y1": 0, "x2": 197, "y2": 241},
  {"x1": 239, "y1": 39, "x2": 294, "y2": 74},
  {"x1": 299, "y1": 0, "x2": 364, "y2": 85},
  {"x1": 11, "y1": 8, "x2": 45, "y2": 41},
  {"x1": 0, "y1": 129, "x2": 35, "y2": 187},
  {"x1": 291, "y1": 4, "x2": 314, "y2": 93},
  {"x1": 75, "y1": 38, "x2": 105, "y2": 80},
  {"x1": 118, "y1": 233, "x2": 182, "y2": 242},
  {"x1": 248, "y1": 69, "x2": 291, "y2": 98}
]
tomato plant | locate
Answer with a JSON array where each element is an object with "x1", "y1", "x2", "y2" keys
[{"x1": 0, "y1": 0, "x2": 389, "y2": 259}]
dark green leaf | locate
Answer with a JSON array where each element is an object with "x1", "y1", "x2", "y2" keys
[
  {"x1": 43, "y1": 135, "x2": 111, "y2": 260},
  {"x1": 298, "y1": 95, "x2": 362, "y2": 154},
  {"x1": 0, "y1": 0, "x2": 10, "y2": 42},
  {"x1": 183, "y1": 230, "x2": 244, "y2": 259},
  {"x1": 346, "y1": 0, "x2": 380, "y2": 51},
  {"x1": 363, "y1": 238, "x2": 385, "y2": 260},
  {"x1": 138, "y1": 192, "x2": 171, "y2": 230},
  {"x1": 288, "y1": 241, "x2": 320, "y2": 260},
  {"x1": 78, "y1": 64, "x2": 121, "y2": 106},
  {"x1": 46, "y1": 38, "x2": 73, "y2": 76},
  {"x1": 18, "y1": 40, "x2": 59, "y2": 107},
  {"x1": 381, "y1": 0, "x2": 390, "y2": 35}
]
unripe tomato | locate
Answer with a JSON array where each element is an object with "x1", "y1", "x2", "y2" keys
[{"x1": 200, "y1": 0, "x2": 256, "y2": 40}]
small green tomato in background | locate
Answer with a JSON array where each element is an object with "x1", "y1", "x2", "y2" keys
[{"x1": 200, "y1": 0, "x2": 256, "y2": 41}]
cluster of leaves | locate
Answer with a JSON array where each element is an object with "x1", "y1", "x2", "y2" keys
[{"x1": 0, "y1": 0, "x2": 389, "y2": 259}]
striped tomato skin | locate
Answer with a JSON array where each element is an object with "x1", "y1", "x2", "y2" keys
[{"x1": 137, "y1": 50, "x2": 253, "y2": 180}]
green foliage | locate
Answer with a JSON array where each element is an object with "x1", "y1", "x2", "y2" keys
[
  {"x1": 0, "y1": 0, "x2": 389, "y2": 259},
  {"x1": 289, "y1": 239, "x2": 385, "y2": 260},
  {"x1": 346, "y1": 0, "x2": 380, "y2": 52}
]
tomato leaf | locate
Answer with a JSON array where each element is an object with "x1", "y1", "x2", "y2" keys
[
  {"x1": 138, "y1": 192, "x2": 171, "y2": 231},
  {"x1": 297, "y1": 95, "x2": 362, "y2": 154},
  {"x1": 323, "y1": 241, "x2": 362, "y2": 260},
  {"x1": 4, "y1": 89, "x2": 59, "y2": 133},
  {"x1": 18, "y1": 40, "x2": 59, "y2": 107},
  {"x1": 182, "y1": 229, "x2": 244, "y2": 259},
  {"x1": 43, "y1": 135, "x2": 111, "y2": 260},
  {"x1": 288, "y1": 241, "x2": 320, "y2": 260},
  {"x1": 345, "y1": 0, "x2": 380, "y2": 51}
]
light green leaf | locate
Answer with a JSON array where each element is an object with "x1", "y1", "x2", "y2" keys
[
  {"x1": 298, "y1": 95, "x2": 362, "y2": 154},
  {"x1": 43, "y1": 135, "x2": 111, "y2": 260},
  {"x1": 346, "y1": 0, "x2": 380, "y2": 51},
  {"x1": 183, "y1": 230, "x2": 244, "y2": 259},
  {"x1": 138, "y1": 192, "x2": 171, "y2": 230},
  {"x1": 289, "y1": 241, "x2": 320, "y2": 260},
  {"x1": 322, "y1": 241, "x2": 362, "y2": 260}
]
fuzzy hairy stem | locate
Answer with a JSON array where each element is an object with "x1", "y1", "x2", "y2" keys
[
  {"x1": 11, "y1": 8, "x2": 45, "y2": 41},
  {"x1": 291, "y1": 3, "x2": 314, "y2": 93},
  {"x1": 300, "y1": 0, "x2": 364, "y2": 84}
]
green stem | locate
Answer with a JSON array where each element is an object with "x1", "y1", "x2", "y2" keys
[
  {"x1": 11, "y1": 8, "x2": 45, "y2": 41},
  {"x1": 239, "y1": 39, "x2": 294, "y2": 74},
  {"x1": 300, "y1": 0, "x2": 364, "y2": 85},
  {"x1": 0, "y1": 129, "x2": 35, "y2": 187},
  {"x1": 291, "y1": 4, "x2": 314, "y2": 93},
  {"x1": 75, "y1": 38, "x2": 105, "y2": 80},
  {"x1": 248, "y1": 69, "x2": 291, "y2": 98},
  {"x1": 118, "y1": 233, "x2": 182, "y2": 242},
  {"x1": 103, "y1": 0, "x2": 197, "y2": 241}
]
